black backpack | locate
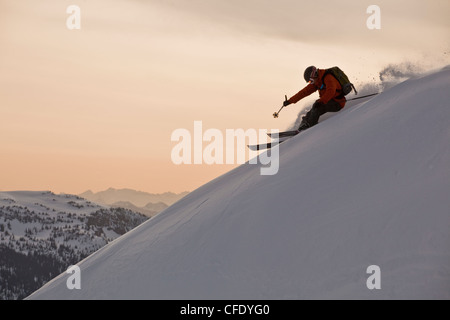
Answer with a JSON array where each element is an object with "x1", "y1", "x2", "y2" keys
[{"x1": 321, "y1": 67, "x2": 358, "y2": 98}]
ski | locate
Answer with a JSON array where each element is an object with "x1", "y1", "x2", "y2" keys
[
  {"x1": 249, "y1": 129, "x2": 305, "y2": 150},
  {"x1": 248, "y1": 129, "x2": 305, "y2": 150},
  {"x1": 247, "y1": 142, "x2": 281, "y2": 151},
  {"x1": 247, "y1": 137, "x2": 292, "y2": 151},
  {"x1": 267, "y1": 130, "x2": 300, "y2": 138}
]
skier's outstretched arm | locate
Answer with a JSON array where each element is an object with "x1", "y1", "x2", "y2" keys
[{"x1": 284, "y1": 83, "x2": 317, "y2": 106}]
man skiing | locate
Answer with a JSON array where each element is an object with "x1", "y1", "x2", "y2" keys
[
  {"x1": 249, "y1": 65, "x2": 357, "y2": 150},
  {"x1": 283, "y1": 66, "x2": 347, "y2": 131}
]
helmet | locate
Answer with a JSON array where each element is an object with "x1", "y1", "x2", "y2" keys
[{"x1": 304, "y1": 66, "x2": 317, "y2": 82}]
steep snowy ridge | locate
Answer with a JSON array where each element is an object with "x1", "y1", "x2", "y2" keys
[{"x1": 28, "y1": 67, "x2": 450, "y2": 299}]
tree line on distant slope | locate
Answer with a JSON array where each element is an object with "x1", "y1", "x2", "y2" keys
[{"x1": 0, "y1": 205, "x2": 148, "y2": 300}]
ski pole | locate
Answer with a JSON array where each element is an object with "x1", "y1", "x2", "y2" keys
[
  {"x1": 346, "y1": 92, "x2": 380, "y2": 101},
  {"x1": 273, "y1": 95, "x2": 288, "y2": 118}
]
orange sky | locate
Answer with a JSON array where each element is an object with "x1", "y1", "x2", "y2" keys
[{"x1": 1, "y1": 0, "x2": 449, "y2": 194}]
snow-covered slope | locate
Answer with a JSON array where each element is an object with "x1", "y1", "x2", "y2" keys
[{"x1": 28, "y1": 66, "x2": 450, "y2": 299}]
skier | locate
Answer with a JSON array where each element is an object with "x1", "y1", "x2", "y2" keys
[{"x1": 283, "y1": 66, "x2": 347, "y2": 131}]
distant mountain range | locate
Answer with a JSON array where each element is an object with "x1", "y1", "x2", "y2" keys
[
  {"x1": 79, "y1": 188, "x2": 189, "y2": 208},
  {"x1": 0, "y1": 191, "x2": 149, "y2": 300},
  {"x1": 109, "y1": 201, "x2": 169, "y2": 217}
]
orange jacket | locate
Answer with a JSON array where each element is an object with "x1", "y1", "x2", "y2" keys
[{"x1": 288, "y1": 69, "x2": 346, "y2": 108}]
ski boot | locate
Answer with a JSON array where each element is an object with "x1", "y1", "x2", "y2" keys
[{"x1": 298, "y1": 118, "x2": 311, "y2": 132}]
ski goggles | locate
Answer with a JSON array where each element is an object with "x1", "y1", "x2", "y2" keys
[{"x1": 309, "y1": 67, "x2": 318, "y2": 84}]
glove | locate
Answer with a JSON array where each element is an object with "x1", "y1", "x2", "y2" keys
[{"x1": 283, "y1": 99, "x2": 291, "y2": 107}]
